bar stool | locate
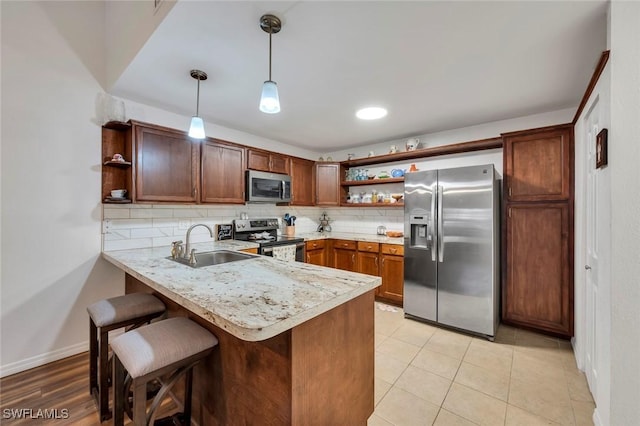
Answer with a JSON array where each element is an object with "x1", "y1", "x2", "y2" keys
[
  {"x1": 87, "y1": 293, "x2": 166, "y2": 421},
  {"x1": 111, "y1": 317, "x2": 218, "y2": 426}
]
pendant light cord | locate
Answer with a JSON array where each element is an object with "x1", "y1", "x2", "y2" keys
[
  {"x1": 196, "y1": 77, "x2": 201, "y2": 116},
  {"x1": 268, "y1": 30, "x2": 273, "y2": 81}
]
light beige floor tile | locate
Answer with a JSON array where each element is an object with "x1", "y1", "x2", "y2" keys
[
  {"x1": 509, "y1": 377, "x2": 574, "y2": 425},
  {"x1": 495, "y1": 324, "x2": 517, "y2": 344},
  {"x1": 375, "y1": 387, "x2": 440, "y2": 426},
  {"x1": 376, "y1": 316, "x2": 405, "y2": 336},
  {"x1": 411, "y1": 347, "x2": 462, "y2": 380},
  {"x1": 368, "y1": 414, "x2": 394, "y2": 426},
  {"x1": 395, "y1": 365, "x2": 452, "y2": 406},
  {"x1": 464, "y1": 341, "x2": 513, "y2": 376},
  {"x1": 505, "y1": 404, "x2": 561, "y2": 425},
  {"x1": 511, "y1": 350, "x2": 567, "y2": 388},
  {"x1": 470, "y1": 337, "x2": 514, "y2": 358},
  {"x1": 572, "y1": 400, "x2": 595, "y2": 426},
  {"x1": 376, "y1": 332, "x2": 388, "y2": 348},
  {"x1": 433, "y1": 409, "x2": 478, "y2": 425},
  {"x1": 565, "y1": 370, "x2": 594, "y2": 402},
  {"x1": 391, "y1": 319, "x2": 437, "y2": 347},
  {"x1": 454, "y1": 361, "x2": 510, "y2": 401},
  {"x1": 424, "y1": 329, "x2": 472, "y2": 360},
  {"x1": 375, "y1": 351, "x2": 409, "y2": 384},
  {"x1": 375, "y1": 377, "x2": 392, "y2": 406},
  {"x1": 442, "y1": 383, "x2": 507, "y2": 425},
  {"x1": 377, "y1": 337, "x2": 421, "y2": 364}
]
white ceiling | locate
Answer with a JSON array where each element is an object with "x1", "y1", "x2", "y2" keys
[{"x1": 111, "y1": 1, "x2": 607, "y2": 151}]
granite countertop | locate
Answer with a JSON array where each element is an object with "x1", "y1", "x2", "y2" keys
[
  {"x1": 101, "y1": 243, "x2": 381, "y2": 342},
  {"x1": 298, "y1": 232, "x2": 405, "y2": 245}
]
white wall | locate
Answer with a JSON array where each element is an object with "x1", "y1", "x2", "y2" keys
[
  {"x1": 608, "y1": 2, "x2": 640, "y2": 424},
  {"x1": 0, "y1": 1, "x2": 122, "y2": 377}
]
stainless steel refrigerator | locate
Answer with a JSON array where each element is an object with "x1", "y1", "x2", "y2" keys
[{"x1": 404, "y1": 164, "x2": 500, "y2": 338}]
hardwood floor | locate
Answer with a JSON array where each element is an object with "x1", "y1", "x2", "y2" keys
[{"x1": 0, "y1": 352, "x2": 178, "y2": 425}]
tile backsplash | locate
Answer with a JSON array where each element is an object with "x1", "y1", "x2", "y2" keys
[{"x1": 102, "y1": 204, "x2": 404, "y2": 251}]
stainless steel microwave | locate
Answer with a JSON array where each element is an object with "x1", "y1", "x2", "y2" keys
[{"x1": 246, "y1": 170, "x2": 291, "y2": 203}]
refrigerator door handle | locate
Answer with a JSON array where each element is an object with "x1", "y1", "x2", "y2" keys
[
  {"x1": 438, "y1": 184, "x2": 444, "y2": 262},
  {"x1": 430, "y1": 183, "x2": 437, "y2": 261}
]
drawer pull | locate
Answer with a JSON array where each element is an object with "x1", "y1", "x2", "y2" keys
[{"x1": 391, "y1": 248, "x2": 397, "y2": 253}]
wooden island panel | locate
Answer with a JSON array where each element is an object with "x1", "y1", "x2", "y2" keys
[{"x1": 126, "y1": 274, "x2": 374, "y2": 425}]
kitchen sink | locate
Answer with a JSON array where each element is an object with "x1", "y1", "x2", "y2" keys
[{"x1": 168, "y1": 250, "x2": 256, "y2": 268}]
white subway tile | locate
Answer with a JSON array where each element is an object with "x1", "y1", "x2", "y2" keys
[
  {"x1": 173, "y1": 209, "x2": 207, "y2": 218},
  {"x1": 103, "y1": 238, "x2": 153, "y2": 251},
  {"x1": 110, "y1": 218, "x2": 153, "y2": 229},
  {"x1": 131, "y1": 228, "x2": 172, "y2": 238},
  {"x1": 131, "y1": 208, "x2": 174, "y2": 219},
  {"x1": 152, "y1": 218, "x2": 180, "y2": 229},
  {"x1": 104, "y1": 208, "x2": 130, "y2": 219},
  {"x1": 104, "y1": 229, "x2": 131, "y2": 240}
]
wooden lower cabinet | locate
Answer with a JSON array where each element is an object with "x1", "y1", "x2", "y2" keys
[
  {"x1": 357, "y1": 242, "x2": 380, "y2": 277},
  {"x1": 503, "y1": 202, "x2": 572, "y2": 337},
  {"x1": 305, "y1": 240, "x2": 327, "y2": 266},
  {"x1": 332, "y1": 240, "x2": 357, "y2": 272},
  {"x1": 379, "y1": 244, "x2": 404, "y2": 305}
]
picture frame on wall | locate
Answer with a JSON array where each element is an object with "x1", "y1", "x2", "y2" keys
[{"x1": 596, "y1": 128, "x2": 608, "y2": 169}]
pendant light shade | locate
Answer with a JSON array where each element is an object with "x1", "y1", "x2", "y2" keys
[
  {"x1": 188, "y1": 116, "x2": 205, "y2": 139},
  {"x1": 260, "y1": 80, "x2": 280, "y2": 114},
  {"x1": 188, "y1": 69, "x2": 207, "y2": 139},
  {"x1": 259, "y1": 15, "x2": 282, "y2": 114}
]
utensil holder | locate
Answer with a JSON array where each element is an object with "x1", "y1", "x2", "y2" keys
[{"x1": 284, "y1": 225, "x2": 295, "y2": 236}]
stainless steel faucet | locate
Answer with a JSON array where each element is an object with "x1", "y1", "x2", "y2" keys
[{"x1": 184, "y1": 224, "x2": 214, "y2": 258}]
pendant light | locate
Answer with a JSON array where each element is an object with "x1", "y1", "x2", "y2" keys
[
  {"x1": 259, "y1": 14, "x2": 282, "y2": 114},
  {"x1": 188, "y1": 69, "x2": 207, "y2": 139}
]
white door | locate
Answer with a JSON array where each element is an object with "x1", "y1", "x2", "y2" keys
[{"x1": 582, "y1": 68, "x2": 611, "y2": 423}]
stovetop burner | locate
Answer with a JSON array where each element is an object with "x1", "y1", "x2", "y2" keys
[{"x1": 233, "y1": 218, "x2": 304, "y2": 247}]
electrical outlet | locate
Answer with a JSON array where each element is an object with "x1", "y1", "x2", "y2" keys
[
  {"x1": 178, "y1": 220, "x2": 191, "y2": 230},
  {"x1": 102, "y1": 219, "x2": 112, "y2": 234}
]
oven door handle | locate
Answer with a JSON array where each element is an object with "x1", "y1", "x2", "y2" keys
[{"x1": 262, "y1": 242, "x2": 305, "y2": 254}]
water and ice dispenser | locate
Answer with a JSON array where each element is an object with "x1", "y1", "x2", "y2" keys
[{"x1": 409, "y1": 214, "x2": 431, "y2": 249}]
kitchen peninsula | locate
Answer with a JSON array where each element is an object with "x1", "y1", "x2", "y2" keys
[{"x1": 102, "y1": 242, "x2": 380, "y2": 425}]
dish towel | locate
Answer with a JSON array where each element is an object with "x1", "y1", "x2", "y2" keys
[{"x1": 272, "y1": 245, "x2": 297, "y2": 262}]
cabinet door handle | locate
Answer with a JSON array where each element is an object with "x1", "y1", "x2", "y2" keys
[
  {"x1": 313, "y1": 243, "x2": 317, "y2": 248},
  {"x1": 306, "y1": 253, "x2": 310, "y2": 263},
  {"x1": 343, "y1": 243, "x2": 348, "y2": 247},
  {"x1": 375, "y1": 257, "x2": 378, "y2": 267},
  {"x1": 352, "y1": 253, "x2": 355, "y2": 264},
  {"x1": 391, "y1": 248, "x2": 397, "y2": 253},
  {"x1": 367, "y1": 245, "x2": 372, "y2": 250}
]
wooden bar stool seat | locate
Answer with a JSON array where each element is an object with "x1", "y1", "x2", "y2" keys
[
  {"x1": 111, "y1": 317, "x2": 218, "y2": 426},
  {"x1": 87, "y1": 293, "x2": 166, "y2": 421}
]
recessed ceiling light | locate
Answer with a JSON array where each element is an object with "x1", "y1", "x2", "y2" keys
[{"x1": 356, "y1": 107, "x2": 387, "y2": 120}]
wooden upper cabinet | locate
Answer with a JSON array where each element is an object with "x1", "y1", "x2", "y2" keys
[
  {"x1": 315, "y1": 163, "x2": 340, "y2": 206},
  {"x1": 503, "y1": 124, "x2": 573, "y2": 202},
  {"x1": 247, "y1": 149, "x2": 289, "y2": 174},
  {"x1": 289, "y1": 157, "x2": 315, "y2": 206},
  {"x1": 504, "y1": 202, "x2": 572, "y2": 337},
  {"x1": 133, "y1": 122, "x2": 199, "y2": 203},
  {"x1": 201, "y1": 140, "x2": 245, "y2": 204}
]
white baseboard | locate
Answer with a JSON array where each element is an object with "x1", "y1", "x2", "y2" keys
[
  {"x1": 593, "y1": 407, "x2": 604, "y2": 426},
  {"x1": 0, "y1": 341, "x2": 88, "y2": 378}
]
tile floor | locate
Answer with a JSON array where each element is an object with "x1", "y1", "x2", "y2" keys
[{"x1": 369, "y1": 303, "x2": 595, "y2": 426}]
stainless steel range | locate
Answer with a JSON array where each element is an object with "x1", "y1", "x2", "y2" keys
[{"x1": 233, "y1": 218, "x2": 305, "y2": 262}]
